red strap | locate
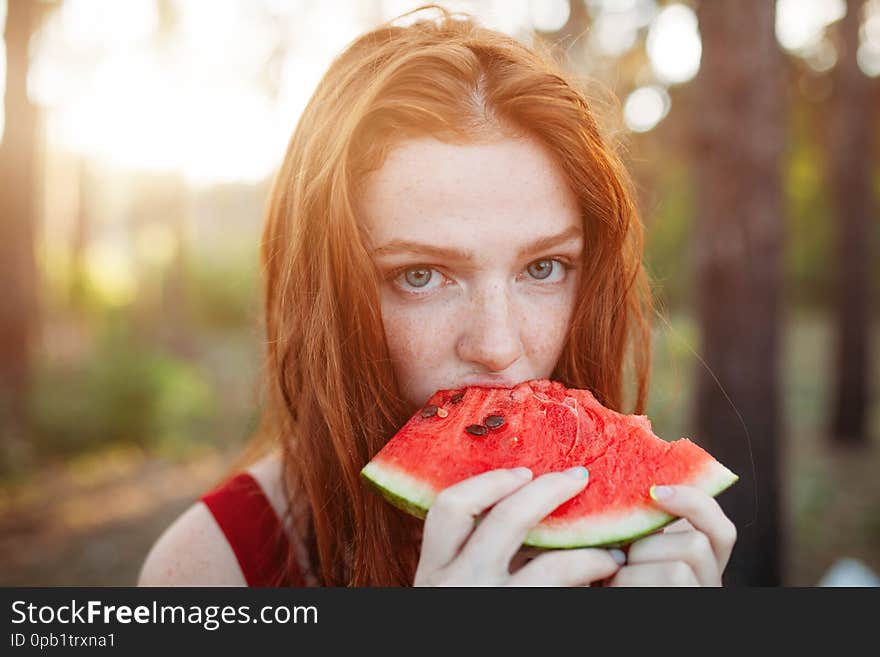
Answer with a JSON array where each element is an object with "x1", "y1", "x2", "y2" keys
[{"x1": 200, "y1": 472, "x2": 304, "y2": 587}]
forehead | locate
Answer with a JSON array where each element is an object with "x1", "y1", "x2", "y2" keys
[{"x1": 358, "y1": 136, "x2": 582, "y2": 256}]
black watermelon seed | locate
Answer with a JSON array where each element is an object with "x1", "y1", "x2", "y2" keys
[
  {"x1": 465, "y1": 424, "x2": 488, "y2": 436},
  {"x1": 484, "y1": 415, "x2": 505, "y2": 429},
  {"x1": 421, "y1": 405, "x2": 438, "y2": 418},
  {"x1": 450, "y1": 393, "x2": 465, "y2": 404}
]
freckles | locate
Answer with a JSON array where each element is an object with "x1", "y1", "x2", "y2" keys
[
  {"x1": 521, "y1": 293, "x2": 575, "y2": 358},
  {"x1": 383, "y1": 315, "x2": 425, "y2": 362},
  {"x1": 523, "y1": 323, "x2": 562, "y2": 360},
  {"x1": 381, "y1": 305, "x2": 454, "y2": 367}
]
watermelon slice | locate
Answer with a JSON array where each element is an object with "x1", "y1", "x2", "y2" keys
[{"x1": 361, "y1": 379, "x2": 738, "y2": 548}]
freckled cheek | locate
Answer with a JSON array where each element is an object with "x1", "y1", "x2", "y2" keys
[
  {"x1": 380, "y1": 303, "x2": 459, "y2": 373},
  {"x1": 520, "y1": 292, "x2": 575, "y2": 364}
]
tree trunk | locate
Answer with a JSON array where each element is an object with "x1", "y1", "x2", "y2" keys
[
  {"x1": 0, "y1": 0, "x2": 39, "y2": 473},
  {"x1": 691, "y1": 0, "x2": 786, "y2": 586},
  {"x1": 829, "y1": 0, "x2": 874, "y2": 446}
]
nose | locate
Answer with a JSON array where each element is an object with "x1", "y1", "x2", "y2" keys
[{"x1": 455, "y1": 279, "x2": 524, "y2": 373}]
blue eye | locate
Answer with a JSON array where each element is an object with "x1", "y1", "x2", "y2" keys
[
  {"x1": 394, "y1": 267, "x2": 443, "y2": 292},
  {"x1": 526, "y1": 259, "x2": 567, "y2": 282}
]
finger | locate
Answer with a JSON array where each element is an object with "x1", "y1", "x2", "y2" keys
[
  {"x1": 507, "y1": 548, "x2": 625, "y2": 587},
  {"x1": 663, "y1": 518, "x2": 694, "y2": 533},
  {"x1": 509, "y1": 546, "x2": 547, "y2": 572},
  {"x1": 649, "y1": 485, "x2": 737, "y2": 568},
  {"x1": 626, "y1": 531, "x2": 720, "y2": 586},
  {"x1": 608, "y1": 561, "x2": 700, "y2": 587},
  {"x1": 459, "y1": 467, "x2": 591, "y2": 573},
  {"x1": 419, "y1": 467, "x2": 534, "y2": 574}
]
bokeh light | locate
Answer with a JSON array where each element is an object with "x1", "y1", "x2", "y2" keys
[
  {"x1": 588, "y1": 0, "x2": 656, "y2": 57},
  {"x1": 646, "y1": 4, "x2": 701, "y2": 85},
  {"x1": 590, "y1": 8, "x2": 641, "y2": 56},
  {"x1": 805, "y1": 37, "x2": 838, "y2": 73},
  {"x1": 529, "y1": 0, "x2": 569, "y2": 33},
  {"x1": 623, "y1": 84, "x2": 670, "y2": 132},
  {"x1": 859, "y1": 0, "x2": 880, "y2": 76},
  {"x1": 83, "y1": 237, "x2": 138, "y2": 307},
  {"x1": 776, "y1": 0, "x2": 846, "y2": 52}
]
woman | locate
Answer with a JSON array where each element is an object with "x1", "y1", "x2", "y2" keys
[{"x1": 138, "y1": 6, "x2": 736, "y2": 587}]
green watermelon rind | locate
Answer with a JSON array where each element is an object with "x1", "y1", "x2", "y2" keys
[
  {"x1": 361, "y1": 461, "x2": 433, "y2": 520},
  {"x1": 522, "y1": 460, "x2": 739, "y2": 549},
  {"x1": 360, "y1": 457, "x2": 738, "y2": 549}
]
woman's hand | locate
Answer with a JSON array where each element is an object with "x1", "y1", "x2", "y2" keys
[
  {"x1": 607, "y1": 485, "x2": 737, "y2": 587},
  {"x1": 414, "y1": 467, "x2": 626, "y2": 586}
]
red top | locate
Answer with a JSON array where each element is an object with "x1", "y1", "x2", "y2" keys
[{"x1": 200, "y1": 472, "x2": 305, "y2": 587}]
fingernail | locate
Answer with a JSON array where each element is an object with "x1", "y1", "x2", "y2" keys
[
  {"x1": 564, "y1": 466, "x2": 589, "y2": 481},
  {"x1": 650, "y1": 485, "x2": 673, "y2": 501},
  {"x1": 609, "y1": 549, "x2": 627, "y2": 565},
  {"x1": 511, "y1": 467, "x2": 533, "y2": 480}
]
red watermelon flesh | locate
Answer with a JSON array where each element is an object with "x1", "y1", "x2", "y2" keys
[{"x1": 360, "y1": 379, "x2": 738, "y2": 548}]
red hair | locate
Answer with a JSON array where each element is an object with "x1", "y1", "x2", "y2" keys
[{"x1": 238, "y1": 5, "x2": 652, "y2": 586}]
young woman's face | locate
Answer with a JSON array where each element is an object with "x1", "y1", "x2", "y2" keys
[{"x1": 360, "y1": 135, "x2": 584, "y2": 412}]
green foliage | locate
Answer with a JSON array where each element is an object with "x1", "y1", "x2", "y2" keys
[
  {"x1": 644, "y1": 313, "x2": 697, "y2": 442},
  {"x1": 783, "y1": 103, "x2": 834, "y2": 308},
  {"x1": 794, "y1": 463, "x2": 835, "y2": 547},
  {"x1": 188, "y1": 249, "x2": 261, "y2": 330},
  {"x1": 643, "y1": 159, "x2": 695, "y2": 311},
  {"x1": 28, "y1": 316, "x2": 217, "y2": 465}
]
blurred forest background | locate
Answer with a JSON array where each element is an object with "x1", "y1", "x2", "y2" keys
[{"x1": 0, "y1": 0, "x2": 877, "y2": 586}]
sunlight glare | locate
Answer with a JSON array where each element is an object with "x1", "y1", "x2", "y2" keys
[
  {"x1": 59, "y1": 0, "x2": 158, "y2": 49},
  {"x1": 30, "y1": 0, "x2": 362, "y2": 187},
  {"x1": 84, "y1": 238, "x2": 137, "y2": 307},
  {"x1": 136, "y1": 222, "x2": 178, "y2": 270},
  {"x1": 43, "y1": 48, "x2": 281, "y2": 187}
]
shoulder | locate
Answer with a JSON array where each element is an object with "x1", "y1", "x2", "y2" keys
[
  {"x1": 137, "y1": 499, "x2": 247, "y2": 586},
  {"x1": 137, "y1": 452, "x2": 287, "y2": 587}
]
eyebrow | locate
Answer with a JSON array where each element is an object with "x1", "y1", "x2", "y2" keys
[{"x1": 371, "y1": 225, "x2": 583, "y2": 261}]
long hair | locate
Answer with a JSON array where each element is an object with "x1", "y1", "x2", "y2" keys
[{"x1": 241, "y1": 5, "x2": 652, "y2": 586}]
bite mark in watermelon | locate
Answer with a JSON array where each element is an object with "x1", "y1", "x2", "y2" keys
[{"x1": 361, "y1": 379, "x2": 738, "y2": 548}]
